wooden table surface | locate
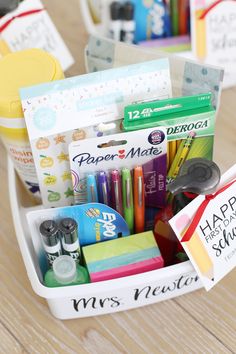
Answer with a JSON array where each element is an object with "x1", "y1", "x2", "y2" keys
[{"x1": 1, "y1": 1, "x2": 236, "y2": 353}]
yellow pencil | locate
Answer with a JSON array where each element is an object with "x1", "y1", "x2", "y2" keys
[
  {"x1": 183, "y1": 230, "x2": 214, "y2": 281},
  {"x1": 168, "y1": 140, "x2": 177, "y2": 172},
  {"x1": 168, "y1": 131, "x2": 196, "y2": 180},
  {"x1": 173, "y1": 131, "x2": 196, "y2": 178},
  {"x1": 195, "y1": 9, "x2": 207, "y2": 60},
  {"x1": 0, "y1": 39, "x2": 11, "y2": 57},
  {"x1": 167, "y1": 142, "x2": 170, "y2": 171},
  {"x1": 176, "y1": 139, "x2": 182, "y2": 149}
]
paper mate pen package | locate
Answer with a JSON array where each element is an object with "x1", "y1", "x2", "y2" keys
[
  {"x1": 123, "y1": 93, "x2": 216, "y2": 183},
  {"x1": 69, "y1": 127, "x2": 167, "y2": 234}
]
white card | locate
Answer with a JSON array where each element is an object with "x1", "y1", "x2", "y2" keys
[
  {"x1": 21, "y1": 58, "x2": 172, "y2": 207},
  {"x1": 169, "y1": 164, "x2": 236, "y2": 291},
  {"x1": 0, "y1": 0, "x2": 74, "y2": 71},
  {"x1": 191, "y1": 0, "x2": 236, "y2": 88}
]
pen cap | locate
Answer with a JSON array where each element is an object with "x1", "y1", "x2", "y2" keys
[
  {"x1": 168, "y1": 158, "x2": 221, "y2": 195},
  {"x1": 52, "y1": 256, "x2": 76, "y2": 284},
  {"x1": 59, "y1": 218, "x2": 78, "y2": 245},
  {"x1": 87, "y1": 174, "x2": 96, "y2": 185},
  {"x1": 40, "y1": 220, "x2": 60, "y2": 247},
  {"x1": 110, "y1": 1, "x2": 122, "y2": 20},
  {"x1": 123, "y1": 1, "x2": 134, "y2": 20}
]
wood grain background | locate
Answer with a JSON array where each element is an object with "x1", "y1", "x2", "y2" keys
[{"x1": 1, "y1": 0, "x2": 236, "y2": 352}]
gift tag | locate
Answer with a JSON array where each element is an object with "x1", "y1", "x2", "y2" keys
[
  {"x1": 169, "y1": 164, "x2": 236, "y2": 290},
  {"x1": 191, "y1": 0, "x2": 236, "y2": 88},
  {"x1": 0, "y1": 0, "x2": 74, "y2": 71}
]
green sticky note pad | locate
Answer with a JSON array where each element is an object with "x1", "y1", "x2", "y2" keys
[{"x1": 83, "y1": 231, "x2": 159, "y2": 264}]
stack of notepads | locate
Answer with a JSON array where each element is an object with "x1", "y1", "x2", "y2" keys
[{"x1": 82, "y1": 231, "x2": 164, "y2": 282}]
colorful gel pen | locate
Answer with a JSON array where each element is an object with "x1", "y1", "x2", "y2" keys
[
  {"x1": 122, "y1": 168, "x2": 134, "y2": 233},
  {"x1": 111, "y1": 169, "x2": 123, "y2": 215},
  {"x1": 134, "y1": 166, "x2": 145, "y2": 233},
  {"x1": 97, "y1": 171, "x2": 109, "y2": 205},
  {"x1": 86, "y1": 174, "x2": 98, "y2": 203}
]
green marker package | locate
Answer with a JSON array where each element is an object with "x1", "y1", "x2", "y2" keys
[{"x1": 123, "y1": 93, "x2": 216, "y2": 179}]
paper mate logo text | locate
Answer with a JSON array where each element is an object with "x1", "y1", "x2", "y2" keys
[
  {"x1": 73, "y1": 146, "x2": 163, "y2": 167},
  {"x1": 95, "y1": 212, "x2": 117, "y2": 239},
  {"x1": 167, "y1": 120, "x2": 209, "y2": 136}
]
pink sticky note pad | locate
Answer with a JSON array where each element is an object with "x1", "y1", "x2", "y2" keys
[{"x1": 90, "y1": 257, "x2": 164, "y2": 282}]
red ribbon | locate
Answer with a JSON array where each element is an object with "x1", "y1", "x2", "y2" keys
[
  {"x1": 199, "y1": 0, "x2": 236, "y2": 20},
  {"x1": 181, "y1": 178, "x2": 236, "y2": 242},
  {"x1": 0, "y1": 9, "x2": 44, "y2": 33}
]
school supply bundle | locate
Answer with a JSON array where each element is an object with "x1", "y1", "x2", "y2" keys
[{"x1": 13, "y1": 37, "x2": 232, "y2": 320}]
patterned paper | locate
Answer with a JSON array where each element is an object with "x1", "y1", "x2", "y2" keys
[{"x1": 21, "y1": 59, "x2": 172, "y2": 207}]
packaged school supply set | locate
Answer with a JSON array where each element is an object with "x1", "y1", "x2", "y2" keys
[{"x1": 5, "y1": 35, "x2": 233, "y2": 320}]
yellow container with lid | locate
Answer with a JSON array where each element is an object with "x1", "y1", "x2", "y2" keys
[{"x1": 0, "y1": 48, "x2": 64, "y2": 199}]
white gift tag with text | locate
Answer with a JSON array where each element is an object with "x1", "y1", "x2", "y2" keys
[
  {"x1": 0, "y1": 0, "x2": 74, "y2": 71},
  {"x1": 170, "y1": 164, "x2": 236, "y2": 291}
]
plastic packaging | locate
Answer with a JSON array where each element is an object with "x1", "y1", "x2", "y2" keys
[
  {"x1": 44, "y1": 255, "x2": 89, "y2": 287},
  {"x1": 0, "y1": 49, "x2": 64, "y2": 200}
]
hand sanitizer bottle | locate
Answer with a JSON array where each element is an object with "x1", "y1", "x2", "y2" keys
[{"x1": 44, "y1": 255, "x2": 90, "y2": 287}]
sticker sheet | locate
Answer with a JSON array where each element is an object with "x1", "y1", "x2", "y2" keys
[{"x1": 21, "y1": 59, "x2": 172, "y2": 207}]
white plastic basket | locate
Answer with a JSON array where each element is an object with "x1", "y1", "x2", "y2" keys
[
  {"x1": 80, "y1": 0, "x2": 235, "y2": 89},
  {"x1": 80, "y1": 0, "x2": 106, "y2": 36},
  {"x1": 8, "y1": 158, "x2": 202, "y2": 320},
  {"x1": 79, "y1": 0, "x2": 193, "y2": 58}
]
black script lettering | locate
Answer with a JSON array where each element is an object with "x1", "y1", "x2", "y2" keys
[
  {"x1": 212, "y1": 227, "x2": 236, "y2": 257},
  {"x1": 110, "y1": 297, "x2": 122, "y2": 308},
  {"x1": 72, "y1": 296, "x2": 122, "y2": 312},
  {"x1": 176, "y1": 274, "x2": 199, "y2": 289},
  {"x1": 133, "y1": 275, "x2": 199, "y2": 301},
  {"x1": 212, "y1": 244, "x2": 222, "y2": 257},
  {"x1": 133, "y1": 286, "x2": 152, "y2": 300},
  {"x1": 72, "y1": 297, "x2": 97, "y2": 311},
  {"x1": 99, "y1": 297, "x2": 112, "y2": 307}
]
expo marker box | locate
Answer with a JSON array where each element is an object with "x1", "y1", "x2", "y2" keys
[{"x1": 8, "y1": 159, "x2": 202, "y2": 319}]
